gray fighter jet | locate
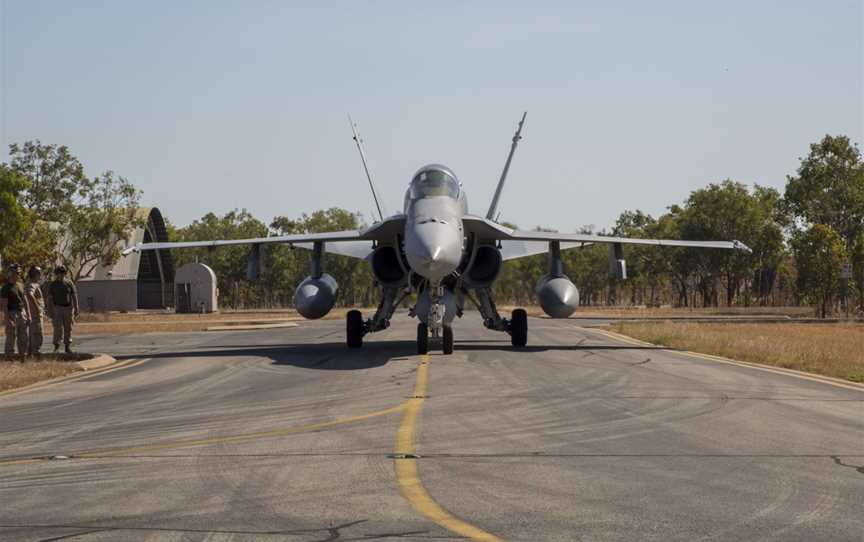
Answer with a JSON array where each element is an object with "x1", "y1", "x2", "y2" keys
[{"x1": 124, "y1": 114, "x2": 751, "y2": 354}]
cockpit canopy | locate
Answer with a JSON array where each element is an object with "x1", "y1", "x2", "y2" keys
[{"x1": 408, "y1": 165, "x2": 460, "y2": 200}]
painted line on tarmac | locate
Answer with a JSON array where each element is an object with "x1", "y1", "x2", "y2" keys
[
  {"x1": 0, "y1": 402, "x2": 407, "y2": 467},
  {"x1": 394, "y1": 354, "x2": 504, "y2": 542},
  {"x1": 589, "y1": 328, "x2": 864, "y2": 394},
  {"x1": 0, "y1": 357, "x2": 147, "y2": 399},
  {"x1": 79, "y1": 404, "x2": 407, "y2": 457}
]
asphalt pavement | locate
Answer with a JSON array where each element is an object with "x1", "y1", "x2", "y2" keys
[{"x1": 0, "y1": 314, "x2": 862, "y2": 541}]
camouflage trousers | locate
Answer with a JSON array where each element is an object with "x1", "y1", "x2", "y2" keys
[
  {"x1": 29, "y1": 315, "x2": 44, "y2": 355},
  {"x1": 52, "y1": 306, "x2": 73, "y2": 348},
  {"x1": 4, "y1": 311, "x2": 29, "y2": 356}
]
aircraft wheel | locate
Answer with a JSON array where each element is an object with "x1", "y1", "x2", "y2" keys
[
  {"x1": 417, "y1": 323, "x2": 429, "y2": 355},
  {"x1": 442, "y1": 326, "x2": 454, "y2": 355},
  {"x1": 347, "y1": 310, "x2": 364, "y2": 348},
  {"x1": 511, "y1": 308, "x2": 528, "y2": 347}
]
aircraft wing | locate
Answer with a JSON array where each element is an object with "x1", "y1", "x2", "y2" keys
[
  {"x1": 121, "y1": 214, "x2": 407, "y2": 260},
  {"x1": 293, "y1": 241, "x2": 375, "y2": 260},
  {"x1": 121, "y1": 230, "x2": 365, "y2": 255},
  {"x1": 462, "y1": 215, "x2": 752, "y2": 253},
  {"x1": 506, "y1": 230, "x2": 752, "y2": 252},
  {"x1": 499, "y1": 240, "x2": 590, "y2": 261}
]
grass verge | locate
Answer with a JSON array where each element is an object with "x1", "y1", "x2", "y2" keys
[
  {"x1": 612, "y1": 322, "x2": 864, "y2": 383},
  {"x1": 0, "y1": 356, "x2": 84, "y2": 392}
]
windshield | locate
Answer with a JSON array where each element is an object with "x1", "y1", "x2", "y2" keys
[{"x1": 409, "y1": 169, "x2": 460, "y2": 200}]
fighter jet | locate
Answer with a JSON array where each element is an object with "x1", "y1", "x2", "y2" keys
[{"x1": 123, "y1": 113, "x2": 751, "y2": 354}]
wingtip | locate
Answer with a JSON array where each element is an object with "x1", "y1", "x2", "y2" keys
[{"x1": 733, "y1": 240, "x2": 753, "y2": 254}]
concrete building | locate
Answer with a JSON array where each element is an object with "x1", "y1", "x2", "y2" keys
[
  {"x1": 77, "y1": 208, "x2": 175, "y2": 312},
  {"x1": 175, "y1": 262, "x2": 218, "y2": 313}
]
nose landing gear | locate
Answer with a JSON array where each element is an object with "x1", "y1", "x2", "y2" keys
[
  {"x1": 442, "y1": 325, "x2": 454, "y2": 355},
  {"x1": 417, "y1": 323, "x2": 429, "y2": 354},
  {"x1": 416, "y1": 322, "x2": 454, "y2": 355}
]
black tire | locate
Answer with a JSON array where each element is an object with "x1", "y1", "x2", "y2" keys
[
  {"x1": 511, "y1": 308, "x2": 528, "y2": 347},
  {"x1": 347, "y1": 310, "x2": 364, "y2": 348},
  {"x1": 442, "y1": 326, "x2": 454, "y2": 355},
  {"x1": 417, "y1": 323, "x2": 429, "y2": 355}
]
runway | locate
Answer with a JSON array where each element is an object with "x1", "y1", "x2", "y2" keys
[{"x1": 0, "y1": 314, "x2": 862, "y2": 541}]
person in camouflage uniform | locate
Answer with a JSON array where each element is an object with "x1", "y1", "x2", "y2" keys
[
  {"x1": 46, "y1": 265, "x2": 79, "y2": 354},
  {"x1": 24, "y1": 266, "x2": 46, "y2": 357},
  {"x1": 1, "y1": 263, "x2": 31, "y2": 358}
]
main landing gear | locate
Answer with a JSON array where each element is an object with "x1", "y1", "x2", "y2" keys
[
  {"x1": 348, "y1": 304, "x2": 526, "y2": 353},
  {"x1": 347, "y1": 310, "x2": 364, "y2": 348},
  {"x1": 510, "y1": 308, "x2": 528, "y2": 348},
  {"x1": 416, "y1": 323, "x2": 454, "y2": 355}
]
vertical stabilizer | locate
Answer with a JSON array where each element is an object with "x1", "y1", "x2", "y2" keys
[{"x1": 486, "y1": 112, "x2": 527, "y2": 221}]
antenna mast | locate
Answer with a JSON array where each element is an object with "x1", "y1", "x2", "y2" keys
[
  {"x1": 486, "y1": 111, "x2": 527, "y2": 221},
  {"x1": 349, "y1": 115, "x2": 384, "y2": 222}
]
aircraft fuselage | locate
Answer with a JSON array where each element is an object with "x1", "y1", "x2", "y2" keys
[{"x1": 402, "y1": 164, "x2": 467, "y2": 284}]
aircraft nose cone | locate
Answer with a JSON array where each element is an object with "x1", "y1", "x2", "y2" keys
[
  {"x1": 416, "y1": 243, "x2": 442, "y2": 264},
  {"x1": 406, "y1": 222, "x2": 462, "y2": 281}
]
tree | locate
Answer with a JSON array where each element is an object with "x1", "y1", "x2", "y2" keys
[
  {"x1": 0, "y1": 165, "x2": 30, "y2": 256},
  {"x1": 0, "y1": 164, "x2": 56, "y2": 270},
  {"x1": 59, "y1": 171, "x2": 145, "y2": 280},
  {"x1": 6, "y1": 141, "x2": 144, "y2": 277},
  {"x1": 678, "y1": 181, "x2": 761, "y2": 306},
  {"x1": 749, "y1": 185, "x2": 787, "y2": 306},
  {"x1": 172, "y1": 210, "x2": 270, "y2": 308},
  {"x1": 784, "y1": 135, "x2": 864, "y2": 247},
  {"x1": 613, "y1": 210, "x2": 672, "y2": 306},
  {"x1": 785, "y1": 135, "x2": 864, "y2": 311},
  {"x1": 7, "y1": 140, "x2": 88, "y2": 222},
  {"x1": 172, "y1": 208, "x2": 377, "y2": 309},
  {"x1": 792, "y1": 224, "x2": 847, "y2": 318}
]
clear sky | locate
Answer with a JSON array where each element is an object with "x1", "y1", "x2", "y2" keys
[{"x1": 1, "y1": 1, "x2": 861, "y2": 231}]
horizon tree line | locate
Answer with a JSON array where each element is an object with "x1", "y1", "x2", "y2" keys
[{"x1": 1, "y1": 135, "x2": 862, "y2": 317}]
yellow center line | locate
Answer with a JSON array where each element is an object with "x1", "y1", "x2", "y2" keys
[{"x1": 394, "y1": 354, "x2": 504, "y2": 542}]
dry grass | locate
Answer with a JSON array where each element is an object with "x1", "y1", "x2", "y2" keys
[
  {"x1": 575, "y1": 306, "x2": 813, "y2": 318},
  {"x1": 75, "y1": 309, "x2": 303, "y2": 323},
  {"x1": 613, "y1": 321, "x2": 864, "y2": 383},
  {"x1": 0, "y1": 358, "x2": 83, "y2": 392},
  {"x1": 497, "y1": 305, "x2": 814, "y2": 319}
]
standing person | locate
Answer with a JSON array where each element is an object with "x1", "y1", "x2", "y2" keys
[
  {"x1": 46, "y1": 265, "x2": 79, "y2": 354},
  {"x1": 1, "y1": 263, "x2": 31, "y2": 359},
  {"x1": 24, "y1": 266, "x2": 45, "y2": 357}
]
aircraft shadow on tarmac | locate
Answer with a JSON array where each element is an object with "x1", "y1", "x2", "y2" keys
[{"x1": 135, "y1": 340, "x2": 665, "y2": 370}]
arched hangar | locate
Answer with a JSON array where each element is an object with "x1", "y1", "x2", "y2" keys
[{"x1": 77, "y1": 207, "x2": 175, "y2": 312}]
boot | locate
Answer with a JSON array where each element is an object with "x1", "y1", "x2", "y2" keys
[
  {"x1": 53, "y1": 343, "x2": 60, "y2": 353},
  {"x1": 64, "y1": 344, "x2": 72, "y2": 354}
]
